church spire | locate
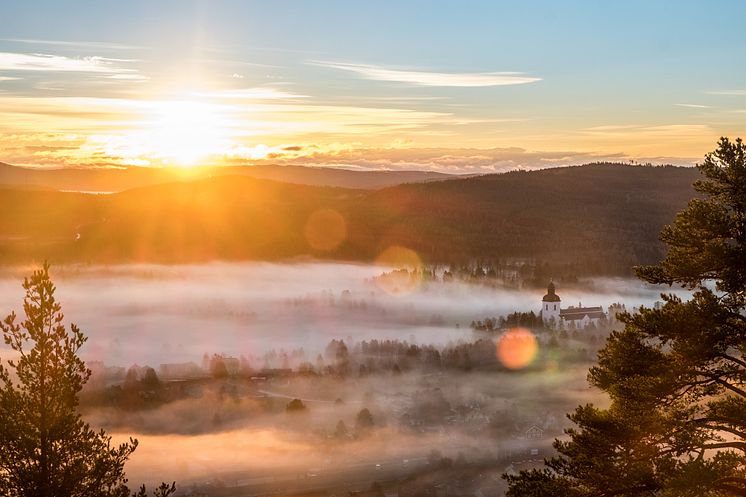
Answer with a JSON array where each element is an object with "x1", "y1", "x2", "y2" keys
[{"x1": 542, "y1": 280, "x2": 561, "y2": 302}]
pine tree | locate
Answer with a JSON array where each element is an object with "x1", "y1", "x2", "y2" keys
[
  {"x1": 505, "y1": 137, "x2": 746, "y2": 496},
  {"x1": 355, "y1": 408, "x2": 374, "y2": 435},
  {"x1": 0, "y1": 263, "x2": 175, "y2": 497}
]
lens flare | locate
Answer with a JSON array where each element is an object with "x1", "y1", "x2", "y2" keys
[
  {"x1": 496, "y1": 327, "x2": 538, "y2": 369},
  {"x1": 303, "y1": 208, "x2": 347, "y2": 251},
  {"x1": 373, "y1": 245, "x2": 422, "y2": 295}
]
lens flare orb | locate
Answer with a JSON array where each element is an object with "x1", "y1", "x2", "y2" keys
[
  {"x1": 373, "y1": 245, "x2": 422, "y2": 295},
  {"x1": 304, "y1": 208, "x2": 347, "y2": 251},
  {"x1": 496, "y1": 327, "x2": 538, "y2": 369}
]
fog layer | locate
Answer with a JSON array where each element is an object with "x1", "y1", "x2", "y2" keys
[{"x1": 0, "y1": 262, "x2": 689, "y2": 367}]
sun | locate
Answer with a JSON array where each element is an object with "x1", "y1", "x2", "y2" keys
[{"x1": 139, "y1": 99, "x2": 234, "y2": 167}]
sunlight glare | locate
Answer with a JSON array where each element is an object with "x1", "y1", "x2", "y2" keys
[{"x1": 139, "y1": 99, "x2": 234, "y2": 167}]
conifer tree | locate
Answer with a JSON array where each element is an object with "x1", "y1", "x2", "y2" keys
[
  {"x1": 505, "y1": 137, "x2": 746, "y2": 496},
  {"x1": 0, "y1": 263, "x2": 175, "y2": 497}
]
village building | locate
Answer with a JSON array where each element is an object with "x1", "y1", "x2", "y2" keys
[
  {"x1": 541, "y1": 281, "x2": 605, "y2": 327},
  {"x1": 524, "y1": 424, "x2": 545, "y2": 440},
  {"x1": 159, "y1": 361, "x2": 203, "y2": 379}
]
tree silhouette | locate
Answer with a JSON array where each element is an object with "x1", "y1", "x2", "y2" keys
[
  {"x1": 141, "y1": 367, "x2": 160, "y2": 391},
  {"x1": 209, "y1": 354, "x2": 229, "y2": 379},
  {"x1": 334, "y1": 420, "x2": 349, "y2": 440},
  {"x1": 505, "y1": 137, "x2": 746, "y2": 496},
  {"x1": 286, "y1": 398, "x2": 307, "y2": 413},
  {"x1": 355, "y1": 408, "x2": 374, "y2": 435},
  {"x1": 0, "y1": 263, "x2": 174, "y2": 497}
]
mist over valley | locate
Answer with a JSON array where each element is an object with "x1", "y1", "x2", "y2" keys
[{"x1": 0, "y1": 261, "x2": 692, "y2": 494}]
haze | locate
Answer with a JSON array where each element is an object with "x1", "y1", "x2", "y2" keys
[{"x1": 0, "y1": 262, "x2": 688, "y2": 367}]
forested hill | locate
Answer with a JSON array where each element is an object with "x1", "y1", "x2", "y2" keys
[
  {"x1": 0, "y1": 162, "x2": 453, "y2": 191},
  {"x1": 0, "y1": 163, "x2": 701, "y2": 276},
  {"x1": 364, "y1": 163, "x2": 701, "y2": 274}
]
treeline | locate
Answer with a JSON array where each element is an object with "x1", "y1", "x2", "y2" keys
[
  {"x1": 83, "y1": 334, "x2": 598, "y2": 414},
  {"x1": 364, "y1": 163, "x2": 698, "y2": 274},
  {"x1": 317, "y1": 336, "x2": 593, "y2": 375},
  {"x1": 371, "y1": 259, "x2": 581, "y2": 288},
  {"x1": 0, "y1": 163, "x2": 699, "y2": 277},
  {"x1": 470, "y1": 311, "x2": 544, "y2": 332}
]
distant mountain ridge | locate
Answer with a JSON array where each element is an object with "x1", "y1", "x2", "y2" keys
[
  {"x1": 0, "y1": 162, "x2": 455, "y2": 192},
  {"x1": 0, "y1": 163, "x2": 701, "y2": 276}
]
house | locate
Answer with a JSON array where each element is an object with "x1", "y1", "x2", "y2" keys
[
  {"x1": 223, "y1": 357, "x2": 241, "y2": 374},
  {"x1": 524, "y1": 424, "x2": 545, "y2": 440},
  {"x1": 159, "y1": 361, "x2": 203, "y2": 379}
]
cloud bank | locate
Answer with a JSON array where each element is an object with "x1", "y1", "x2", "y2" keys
[
  {"x1": 310, "y1": 61, "x2": 541, "y2": 87},
  {"x1": 0, "y1": 52, "x2": 138, "y2": 74}
]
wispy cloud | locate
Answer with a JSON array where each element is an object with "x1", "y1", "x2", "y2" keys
[
  {"x1": 704, "y1": 89, "x2": 746, "y2": 96},
  {"x1": 582, "y1": 124, "x2": 639, "y2": 132},
  {"x1": 221, "y1": 146, "x2": 695, "y2": 173},
  {"x1": 309, "y1": 61, "x2": 541, "y2": 87},
  {"x1": 0, "y1": 76, "x2": 19, "y2": 81},
  {"x1": 104, "y1": 74, "x2": 149, "y2": 82},
  {"x1": 583, "y1": 124, "x2": 711, "y2": 136},
  {"x1": 0, "y1": 93, "x2": 473, "y2": 167},
  {"x1": 351, "y1": 95, "x2": 448, "y2": 101},
  {"x1": 193, "y1": 88, "x2": 308, "y2": 100},
  {"x1": 576, "y1": 123, "x2": 717, "y2": 160},
  {"x1": 675, "y1": 103, "x2": 710, "y2": 108},
  {"x1": 1, "y1": 38, "x2": 141, "y2": 51},
  {"x1": 0, "y1": 52, "x2": 138, "y2": 74}
]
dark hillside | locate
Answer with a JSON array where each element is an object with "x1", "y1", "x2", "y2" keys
[
  {"x1": 0, "y1": 164, "x2": 701, "y2": 276},
  {"x1": 361, "y1": 164, "x2": 699, "y2": 273}
]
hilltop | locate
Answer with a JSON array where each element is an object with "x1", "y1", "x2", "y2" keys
[
  {"x1": 0, "y1": 163, "x2": 701, "y2": 276},
  {"x1": 0, "y1": 162, "x2": 453, "y2": 192}
]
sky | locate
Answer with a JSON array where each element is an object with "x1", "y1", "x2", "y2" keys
[{"x1": 1, "y1": 0, "x2": 745, "y2": 173}]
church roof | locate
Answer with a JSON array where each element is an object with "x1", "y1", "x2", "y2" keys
[
  {"x1": 560, "y1": 306, "x2": 605, "y2": 321},
  {"x1": 542, "y1": 281, "x2": 561, "y2": 302}
]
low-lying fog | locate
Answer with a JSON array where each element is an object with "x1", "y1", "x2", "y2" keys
[
  {"x1": 102, "y1": 367, "x2": 599, "y2": 488},
  {"x1": 0, "y1": 262, "x2": 693, "y2": 492},
  {"x1": 0, "y1": 262, "x2": 690, "y2": 367}
]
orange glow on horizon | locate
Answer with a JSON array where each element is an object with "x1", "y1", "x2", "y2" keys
[{"x1": 135, "y1": 99, "x2": 235, "y2": 167}]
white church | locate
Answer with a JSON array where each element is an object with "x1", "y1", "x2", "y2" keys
[{"x1": 540, "y1": 281, "x2": 605, "y2": 327}]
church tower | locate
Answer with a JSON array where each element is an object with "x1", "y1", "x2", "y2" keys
[{"x1": 541, "y1": 281, "x2": 561, "y2": 324}]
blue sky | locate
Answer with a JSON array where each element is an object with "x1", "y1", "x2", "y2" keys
[{"x1": 1, "y1": 0, "x2": 745, "y2": 171}]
